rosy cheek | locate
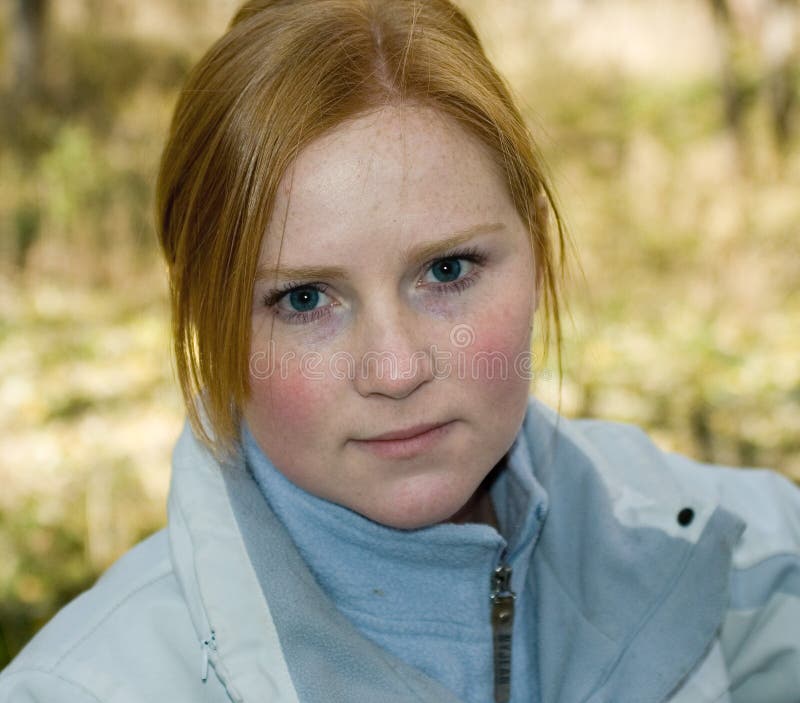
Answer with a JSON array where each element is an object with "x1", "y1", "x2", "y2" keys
[
  {"x1": 462, "y1": 308, "x2": 533, "y2": 387},
  {"x1": 249, "y1": 362, "x2": 321, "y2": 432}
]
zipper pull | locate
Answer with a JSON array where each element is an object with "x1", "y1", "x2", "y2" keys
[
  {"x1": 200, "y1": 629, "x2": 217, "y2": 682},
  {"x1": 490, "y1": 559, "x2": 515, "y2": 703}
]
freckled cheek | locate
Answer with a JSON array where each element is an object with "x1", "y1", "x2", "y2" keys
[{"x1": 248, "y1": 364, "x2": 329, "y2": 437}]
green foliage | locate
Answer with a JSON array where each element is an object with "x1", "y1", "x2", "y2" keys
[
  {"x1": 40, "y1": 124, "x2": 110, "y2": 228},
  {"x1": 0, "y1": 277, "x2": 178, "y2": 668},
  {"x1": 12, "y1": 203, "x2": 42, "y2": 269}
]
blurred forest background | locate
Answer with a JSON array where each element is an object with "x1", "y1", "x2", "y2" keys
[{"x1": 1, "y1": 0, "x2": 799, "y2": 667}]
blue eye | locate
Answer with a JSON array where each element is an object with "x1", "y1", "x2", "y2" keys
[
  {"x1": 420, "y1": 246, "x2": 486, "y2": 296},
  {"x1": 430, "y1": 258, "x2": 462, "y2": 283},
  {"x1": 262, "y1": 283, "x2": 333, "y2": 324},
  {"x1": 287, "y1": 288, "x2": 320, "y2": 312}
]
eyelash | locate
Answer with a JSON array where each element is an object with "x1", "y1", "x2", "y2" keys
[{"x1": 261, "y1": 246, "x2": 488, "y2": 325}]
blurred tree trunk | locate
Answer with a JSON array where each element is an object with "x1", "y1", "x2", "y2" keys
[
  {"x1": 762, "y1": 0, "x2": 800, "y2": 151},
  {"x1": 708, "y1": 0, "x2": 752, "y2": 141},
  {"x1": 709, "y1": 0, "x2": 800, "y2": 164},
  {"x1": 12, "y1": 0, "x2": 49, "y2": 101}
]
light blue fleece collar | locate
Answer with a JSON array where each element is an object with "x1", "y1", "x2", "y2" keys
[{"x1": 241, "y1": 419, "x2": 548, "y2": 703}]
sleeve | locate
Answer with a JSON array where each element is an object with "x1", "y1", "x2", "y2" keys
[{"x1": 716, "y1": 469, "x2": 800, "y2": 703}]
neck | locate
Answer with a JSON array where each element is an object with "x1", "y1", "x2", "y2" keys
[{"x1": 448, "y1": 453, "x2": 508, "y2": 529}]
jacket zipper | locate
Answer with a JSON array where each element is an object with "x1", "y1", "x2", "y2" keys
[
  {"x1": 490, "y1": 548, "x2": 515, "y2": 703},
  {"x1": 200, "y1": 629, "x2": 217, "y2": 682}
]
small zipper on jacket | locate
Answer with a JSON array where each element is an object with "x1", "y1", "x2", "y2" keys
[
  {"x1": 200, "y1": 629, "x2": 217, "y2": 682},
  {"x1": 490, "y1": 548, "x2": 516, "y2": 703}
]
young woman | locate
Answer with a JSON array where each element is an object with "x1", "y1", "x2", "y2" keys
[{"x1": 2, "y1": 1, "x2": 799, "y2": 701}]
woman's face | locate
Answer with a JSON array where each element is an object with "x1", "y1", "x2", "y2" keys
[{"x1": 244, "y1": 104, "x2": 538, "y2": 529}]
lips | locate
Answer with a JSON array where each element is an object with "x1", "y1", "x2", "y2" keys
[
  {"x1": 361, "y1": 421, "x2": 450, "y2": 442},
  {"x1": 351, "y1": 420, "x2": 456, "y2": 460}
]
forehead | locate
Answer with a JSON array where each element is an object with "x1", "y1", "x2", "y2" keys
[{"x1": 258, "y1": 104, "x2": 518, "y2": 267}]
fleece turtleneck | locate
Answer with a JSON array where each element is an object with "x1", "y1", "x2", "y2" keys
[{"x1": 241, "y1": 417, "x2": 548, "y2": 703}]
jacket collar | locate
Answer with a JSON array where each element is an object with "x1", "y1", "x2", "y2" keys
[{"x1": 166, "y1": 420, "x2": 301, "y2": 703}]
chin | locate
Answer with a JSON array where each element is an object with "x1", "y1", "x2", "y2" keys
[
  {"x1": 369, "y1": 511, "x2": 449, "y2": 531},
  {"x1": 355, "y1": 485, "x2": 479, "y2": 531}
]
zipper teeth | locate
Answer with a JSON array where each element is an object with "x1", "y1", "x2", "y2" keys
[{"x1": 491, "y1": 550, "x2": 515, "y2": 703}]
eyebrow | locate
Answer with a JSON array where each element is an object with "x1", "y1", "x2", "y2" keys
[{"x1": 255, "y1": 222, "x2": 506, "y2": 282}]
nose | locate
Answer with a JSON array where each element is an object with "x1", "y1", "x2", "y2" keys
[{"x1": 352, "y1": 301, "x2": 434, "y2": 399}]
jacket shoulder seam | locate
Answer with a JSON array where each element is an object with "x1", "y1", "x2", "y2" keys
[{"x1": 50, "y1": 567, "x2": 175, "y2": 671}]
